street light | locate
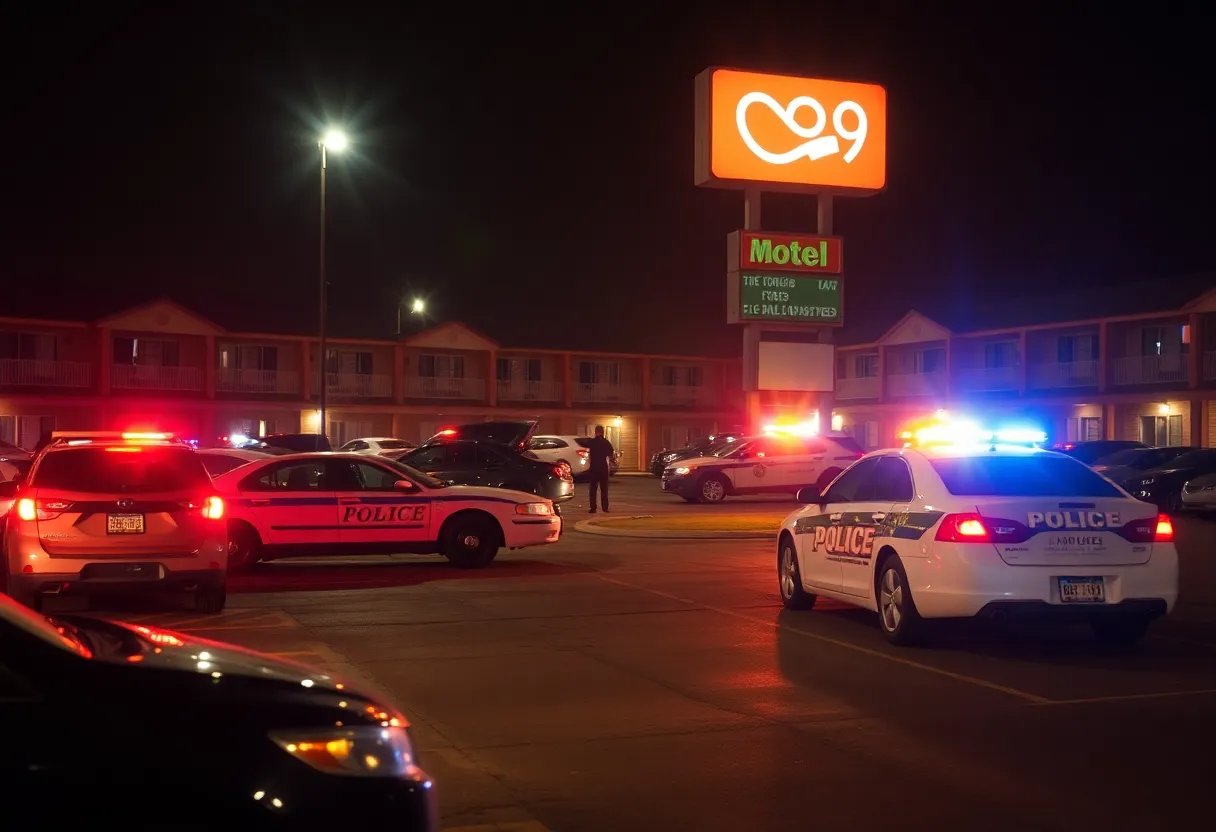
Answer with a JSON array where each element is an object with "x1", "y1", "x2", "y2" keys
[
  {"x1": 317, "y1": 129, "x2": 347, "y2": 441},
  {"x1": 396, "y1": 297, "x2": 427, "y2": 335}
]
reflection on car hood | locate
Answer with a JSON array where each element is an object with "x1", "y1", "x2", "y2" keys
[
  {"x1": 440, "y1": 484, "x2": 543, "y2": 503},
  {"x1": 667, "y1": 455, "x2": 721, "y2": 469},
  {"x1": 1186, "y1": 472, "x2": 1216, "y2": 488}
]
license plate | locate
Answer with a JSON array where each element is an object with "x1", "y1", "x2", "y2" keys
[
  {"x1": 107, "y1": 514, "x2": 145, "y2": 534},
  {"x1": 1059, "y1": 577, "x2": 1106, "y2": 603}
]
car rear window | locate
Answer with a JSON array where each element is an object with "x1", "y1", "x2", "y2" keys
[
  {"x1": 33, "y1": 447, "x2": 212, "y2": 493},
  {"x1": 930, "y1": 455, "x2": 1123, "y2": 498},
  {"x1": 575, "y1": 438, "x2": 592, "y2": 448},
  {"x1": 376, "y1": 440, "x2": 412, "y2": 450}
]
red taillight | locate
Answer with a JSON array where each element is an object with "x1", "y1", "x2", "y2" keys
[
  {"x1": 202, "y1": 496, "x2": 224, "y2": 520},
  {"x1": 16, "y1": 498, "x2": 36, "y2": 522},
  {"x1": 935, "y1": 513, "x2": 991, "y2": 542},
  {"x1": 1154, "y1": 514, "x2": 1174, "y2": 542},
  {"x1": 554, "y1": 464, "x2": 571, "y2": 479},
  {"x1": 576, "y1": 449, "x2": 589, "y2": 458}
]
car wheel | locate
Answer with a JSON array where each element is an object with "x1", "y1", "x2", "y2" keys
[
  {"x1": 1091, "y1": 615, "x2": 1151, "y2": 646},
  {"x1": 227, "y1": 522, "x2": 263, "y2": 573},
  {"x1": 195, "y1": 585, "x2": 227, "y2": 614},
  {"x1": 1166, "y1": 490, "x2": 1183, "y2": 513},
  {"x1": 876, "y1": 556, "x2": 923, "y2": 646},
  {"x1": 443, "y1": 513, "x2": 500, "y2": 569},
  {"x1": 778, "y1": 535, "x2": 816, "y2": 610},
  {"x1": 698, "y1": 474, "x2": 728, "y2": 503}
]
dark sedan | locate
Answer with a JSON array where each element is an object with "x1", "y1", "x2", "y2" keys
[
  {"x1": 1120, "y1": 448, "x2": 1216, "y2": 511},
  {"x1": 0, "y1": 595, "x2": 435, "y2": 828},
  {"x1": 1092, "y1": 445, "x2": 1197, "y2": 483},
  {"x1": 387, "y1": 440, "x2": 574, "y2": 504},
  {"x1": 1052, "y1": 439, "x2": 1146, "y2": 465},
  {"x1": 649, "y1": 434, "x2": 742, "y2": 476}
]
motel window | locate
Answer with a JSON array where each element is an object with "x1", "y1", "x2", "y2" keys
[
  {"x1": 854, "y1": 354, "x2": 879, "y2": 378},
  {"x1": 418, "y1": 354, "x2": 464, "y2": 379},
  {"x1": 496, "y1": 358, "x2": 541, "y2": 382},
  {"x1": 660, "y1": 365, "x2": 703, "y2": 387},
  {"x1": 114, "y1": 337, "x2": 180, "y2": 367},
  {"x1": 578, "y1": 361, "x2": 620, "y2": 386},
  {"x1": 983, "y1": 341, "x2": 1018, "y2": 369},
  {"x1": 1057, "y1": 334, "x2": 1098, "y2": 364},
  {"x1": 220, "y1": 344, "x2": 279, "y2": 371},
  {"x1": 0, "y1": 331, "x2": 57, "y2": 361},
  {"x1": 1080, "y1": 417, "x2": 1102, "y2": 442},
  {"x1": 326, "y1": 349, "x2": 373, "y2": 375},
  {"x1": 914, "y1": 348, "x2": 946, "y2": 374},
  {"x1": 0, "y1": 415, "x2": 56, "y2": 451}
]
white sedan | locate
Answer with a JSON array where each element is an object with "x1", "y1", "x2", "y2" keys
[
  {"x1": 777, "y1": 444, "x2": 1178, "y2": 646},
  {"x1": 213, "y1": 452, "x2": 561, "y2": 571},
  {"x1": 339, "y1": 437, "x2": 417, "y2": 455}
]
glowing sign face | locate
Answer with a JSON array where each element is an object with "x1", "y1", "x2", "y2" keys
[
  {"x1": 695, "y1": 68, "x2": 887, "y2": 193},
  {"x1": 729, "y1": 230, "x2": 843, "y2": 274},
  {"x1": 737, "y1": 274, "x2": 842, "y2": 324}
]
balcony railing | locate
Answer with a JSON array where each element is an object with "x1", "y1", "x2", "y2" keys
[
  {"x1": 112, "y1": 364, "x2": 202, "y2": 391},
  {"x1": 0, "y1": 358, "x2": 92, "y2": 388},
  {"x1": 956, "y1": 365, "x2": 1018, "y2": 392},
  {"x1": 885, "y1": 371, "x2": 948, "y2": 398},
  {"x1": 218, "y1": 368, "x2": 300, "y2": 395},
  {"x1": 406, "y1": 376, "x2": 486, "y2": 400},
  {"x1": 836, "y1": 376, "x2": 880, "y2": 400},
  {"x1": 497, "y1": 380, "x2": 563, "y2": 402},
  {"x1": 323, "y1": 372, "x2": 393, "y2": 398},
  {"x1": 1027, "y1": 360, "x2": 1099, "y2": 388},
  {"x1": 1113, "y1": 355, "x2": 1188, "y2": 385},
  {"x1": 649, "y1": 385, "x2": 718, "y2": 407},
  {"x1": 573, "y1": 383, "x2": 641, "y2": 404}
]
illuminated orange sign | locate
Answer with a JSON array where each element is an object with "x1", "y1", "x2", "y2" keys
[{"x1": 695, "y1": 68, "x2": 887, "y2": 194}]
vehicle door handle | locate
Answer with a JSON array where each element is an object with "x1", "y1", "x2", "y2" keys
[
  {"x1": 250, "y1": 499, "x2": 271, "y2": 506},
  {"x1": 339, "y1": 497, "x2": 361, "y2": 504}
]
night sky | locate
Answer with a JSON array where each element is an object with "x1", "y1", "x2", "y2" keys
[{"x1": 5, "y1": 5, "x2": 1212, "y2": 355}]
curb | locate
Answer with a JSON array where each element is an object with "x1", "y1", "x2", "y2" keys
[{"x1": 572, "y1": 517, "x2": 773, "y2": 540}]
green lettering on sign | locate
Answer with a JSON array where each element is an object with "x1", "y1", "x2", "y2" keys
[
  {"x1": 739, "y1": 274, "x2": 842, "y2": 324},
  {"x1": 747, "y1": 237, "x2": 833, "y2": 270}
]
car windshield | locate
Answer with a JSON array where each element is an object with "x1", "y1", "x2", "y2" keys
[
  {"x1": 379, "y1": 456, "x2": 447, "y2": 489},
  {"x1": 716, "y1": 439, "x2": 755, "y2": 458},
  {"x1": 0, "y1": 595, "x2": 92, "y2": 657},
  {"x1": 33, "y1": 447, "x2": 212, "y2": 492},
  {"x1": 828, "y1": 434, "x2": 866, "y2": 455},
  {"x1": 1160, "y1": 449, "x2": 1216, "y2": 469},
  {"x1": 930, "y1": 455, "x2": 1123, "y2": 497},
  {"x1": 1095, "y1": 448, "x2": 1149, "y2": 466}
]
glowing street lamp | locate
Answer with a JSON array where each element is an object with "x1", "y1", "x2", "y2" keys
[
  {"x1": 397, "y1": 297, "x2": 428, "y2": 334},
  {"x1": 317, "y1": 128, "x2": 348, "y2": 438}
]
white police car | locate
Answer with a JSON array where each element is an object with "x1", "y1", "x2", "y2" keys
[
  {"x1": 777, "y1": 443, "x2": 1179, "y2": 646},
  {"x1": 213, "y1": 452, "x2": 561, "y2": 571}
]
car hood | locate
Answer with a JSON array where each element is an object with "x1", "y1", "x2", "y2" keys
[
  {"x1": 440, "y1": 484, "x2": 548, "y2": 503},
  {"x1": 1139, "y1": 466, "x2": 1198, "y2": 480},
  {"x1": 666, "y1": 455, "x2": 723, "y2": 470},
  {"x1": 1095, "y1": 464, "x2": 1137, "y2": 481},
  {"x1": 1186, "y1": 472, "x2": 1216, "y2": 488}
]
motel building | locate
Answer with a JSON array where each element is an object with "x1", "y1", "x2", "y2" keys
[
  {"x1": 0, "y1": 299, "x2": 745, "y2": 469},
  {"x1": 831, "y1": 282, "x2": 1216, "y2": 450}
]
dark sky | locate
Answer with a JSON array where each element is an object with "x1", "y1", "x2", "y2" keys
[{"x1": 5, "y1": 4, "x2": 1213, "y2": 354}]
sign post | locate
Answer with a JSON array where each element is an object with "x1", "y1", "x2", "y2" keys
[{"x1": 695, "y1": 67, "x2": 887, "y2": 435}]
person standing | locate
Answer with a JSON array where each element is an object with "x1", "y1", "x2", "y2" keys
[{"x1": 586, "y1": 425, "x2": 615, "y2": 514}]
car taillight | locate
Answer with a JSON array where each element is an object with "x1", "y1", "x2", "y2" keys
[
  {"x1": 202, "y1": 496, "x2": 224, "y2": 520},
  {"x1": 16, "y1": 498, "x2": 36, "y2": 521},
  {"x1": 554, "y1": 464, "x2": 571, "y2": 479},
  {"x1": 1154, "y1": 514, "x2": 1173, "y2": 542},
  {"x1": 935, "y1": 513, "x2": 991, "y2": 542},
  {"x1": 16, "y1": 498, "x2": 73, "y2": 521},
  {"x1": 576, "y1": 449, "x2": 589, "y2": 458}
]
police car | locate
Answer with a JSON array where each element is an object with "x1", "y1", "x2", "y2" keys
[
  {"x1": 662, "y1": 432, "x2": 864, "y2": 503},
  {"x1": 777, "y1": 440, "x2": 1179, "y2": 646},
  {"x1": 213, "y1": 452, "x2": 562, "y2": 571}
]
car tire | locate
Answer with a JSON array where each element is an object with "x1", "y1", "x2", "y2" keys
[
  {"x1": 442, "y1": 513, "x2": 501, "y2": 569},
  {"x1": 195, "y1": 585, "x2": 227, "y2": 614},
  {"x1": 697, "y1": 474, "x2": 728, "y2": 503},
  {"x1": 1091, "y1": 615, "x2": 1151, "y2": 646},
  {"x1": 227, "y1": 522, "x2": 263, "y2": 573},
  {"x1": 876, "y1": 555, "x2": 923, "y2": 646},
  {"x1": 778, "y1": 534, "x2": 816, "y2": 610}
]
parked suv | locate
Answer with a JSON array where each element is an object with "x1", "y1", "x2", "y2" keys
[{"x1": 0, "y1": 434, "x2": 227, "y2": 613}]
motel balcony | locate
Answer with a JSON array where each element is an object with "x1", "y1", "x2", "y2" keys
[
  {"x1": 322, "y1": 372, "x2": 393, "y2": 398},
  {"x1": 217, "y1": 368, "x2": 301, "y2": 395},
  {"x1": 112, "y1": 364, "x2": 203, "y2": 392},
  {"x1": 955, "y1": 365, "x2": 1019, "y2": 393},
  {"x1": 497, "y1": 380, "x2": 563, "y2": 402},
  {"x1": 0, "y1": 358, "x2": 92, "y2": 389},
  {"x1": 835, "y1": 376, "x2": 880, "y2": 400},
  {"x1": 1027, "y1": 360, "x2": 1099, "y2": 389},
  {"x1": 1113, "y1": 354, "x2": 1189, "y2": 385},
  {"x1": 649, "y1": 385, "x2": 719, "y2": 407},
  {"x1": 885, "y1": 370, "x2": 948, "y2": 398},
  {"x1": 573, "y1": 383, "x2": 642, "y2": 404},
  {"x1": 1205, "y1": 351, "x2": 1216, "y2": 381},
  {"x1": 406, "y1": 376, "x2": 486, "y2": 400}
]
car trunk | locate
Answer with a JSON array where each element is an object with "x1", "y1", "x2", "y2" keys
[
  {"x1": 36, "y1": 490, "x2": 215, "y2": 558},
  {"x1": 975, "y1": 498, "x2": 1159, "y2": 567}
]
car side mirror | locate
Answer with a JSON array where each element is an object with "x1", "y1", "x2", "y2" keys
[
  {"x1": 0, "y1": 480, "x2": 19, "y2": 499},
  {"x1": 796, "y1": 486, "x2": 825, "y2": 504},
  {"x1": 393, "y1": 479, "x2": 417, "y2": 492}
]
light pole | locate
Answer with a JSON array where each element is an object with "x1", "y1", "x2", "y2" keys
[
  {"x1": 317, "y1": 129, "x2": 347, "y2": 442},
  {"x1": 396, "y1": 297, "x2": 426, "y2": 335}
]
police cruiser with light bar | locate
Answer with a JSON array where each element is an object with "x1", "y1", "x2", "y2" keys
[{"x1": 776, "y1": 440, "x2": 1179, "y2": 646}]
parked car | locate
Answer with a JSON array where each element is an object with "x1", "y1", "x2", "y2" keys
[
  {"x1": 387, "y1": 439, "x2": 574, "y2": 505},
  {"x1": 196, "y1": 447, "x2": 274, "y2": 478},
  {"x1": 0, "y1": 594, "x2": 436, "y2": 828},
  {"x1": 1052, "y1": 439, "x2": 1146, "y2": 465},
  {"x1": 1091, "y1": 446, "x2": 1197, "y2": 483},
  {"x1": 338, "y1": 437, "x2": 416, "y2": 455},
  {"x1": 1122, "y1": 448, "x2": 1216, "y2": 511},
  {"x1": 529, "y1": 435, "x2": 620, "y2": 480},
  {"x1": 418, "y1": 420, "x2": 537, "y2": 454},
  {"x1": 258, "y1": 433, "x2": 331, "y2": 452},
  {"x1": 1181, "y1": 472, "x2": 1216, "y2": 511},
  {"x1": 650, "y1": 434, "x2": 744, "y2": 476}
]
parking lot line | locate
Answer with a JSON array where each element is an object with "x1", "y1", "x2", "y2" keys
[
  {"x1": 593, "y1": 574, "x2": 1052, "y2": 705},
  {"x1": 1031, "y1": 688, "x2": 1216, "y2": 707}
]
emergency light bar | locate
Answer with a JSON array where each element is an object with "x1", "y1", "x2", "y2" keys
[{"x1": 899, "y1": 417, "x2": 1046, "y2": 449}]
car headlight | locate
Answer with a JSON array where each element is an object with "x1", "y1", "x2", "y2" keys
[
  {"x1": 515, "y1": 502, "x2": 553, "y2": 515},
  {"x1": 673, "y1": 466, "x2": 694, "y2": 475},
  {"x1": 271, "y1": 726, "x2": 418, "y2": 778}
]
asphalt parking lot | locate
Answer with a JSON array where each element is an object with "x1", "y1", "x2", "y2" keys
[{"x1": 68, "y1": 476, "x2": 1216, "y2": 831}]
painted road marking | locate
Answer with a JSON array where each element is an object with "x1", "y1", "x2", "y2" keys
[
  {"x1": 1032, "y1": 688, "x2": 1216, "y2": 706},
  {"x1": 593, "y1": 574, "x2": 1051, "y2": 704}
]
